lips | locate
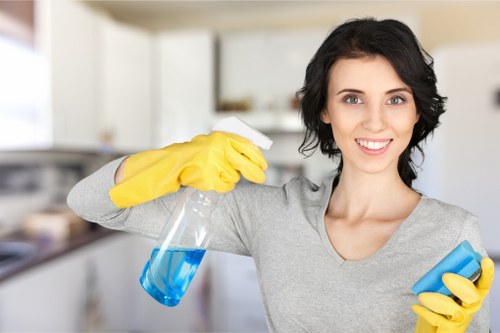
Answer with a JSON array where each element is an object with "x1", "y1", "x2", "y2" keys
[{"x1": 355, "y1": 138, "x2": 392, "y2": 155}]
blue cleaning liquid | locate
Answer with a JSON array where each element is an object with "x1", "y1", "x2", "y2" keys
[{"x1": 140, "y1": 247, "x2": 206, "y2": 307}]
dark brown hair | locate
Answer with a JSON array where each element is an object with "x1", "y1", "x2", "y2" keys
[{"x1": 297, "y1": 17, "x2": 446, "y2": 188}]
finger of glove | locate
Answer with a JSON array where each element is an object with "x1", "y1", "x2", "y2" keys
[
  {"x1": 418, "y1": 292, "x2": 465, "y2": 321},
  {"x1": 412, "y1": 303, "x2": 448, "y2": 328},
  {"x1": 207, "y1": 160, "x2": 241, "y2": 188},
  {"x1": 217, "y1": 161, "x2": 241, "y2": 185},
  {"x1": 228, "y1": 137, "x2": 268, "y2": 171},
  {"x1": 225, "y1": 148, "x2": 266, "y2": 184},
  {"x1": 442, "y1": 273, "x2": 481, "y2": 306},
  {"x1": 477, "y1": 257, "x2": 495, "y2": 292}
]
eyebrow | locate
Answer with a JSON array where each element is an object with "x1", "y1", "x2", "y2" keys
[
  {"x1": 386, "y1": 87, "x2": 413, "y2": 95},
  {"x1": 336, "y1": 87, "x2": 413, "y2": 95}
]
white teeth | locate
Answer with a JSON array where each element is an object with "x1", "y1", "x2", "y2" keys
[{"x1": 356, "y1": 139, "x2": 390, "y2": 150}]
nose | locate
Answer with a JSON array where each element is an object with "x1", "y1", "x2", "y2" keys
[{"x1": 362, "y1": 103, "x2": 386, "y2": 133}]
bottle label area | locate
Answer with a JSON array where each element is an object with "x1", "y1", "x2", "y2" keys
[{"x1": 140, "y1": 247, "x2": 206, "y2": 306}]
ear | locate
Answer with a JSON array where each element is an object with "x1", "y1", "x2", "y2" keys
[
  {"x1": 320, "y1": 109, "x2": 331, "y2": 124},
  {"x1": 414, "y1": 111, "x2": 420, "y2": 124}
]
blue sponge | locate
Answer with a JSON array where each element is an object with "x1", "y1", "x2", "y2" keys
[{"x1": 412, "y1": 240, "x2": 483, "y2": 296}]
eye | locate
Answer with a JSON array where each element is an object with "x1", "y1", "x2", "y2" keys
[
  {"x1": 387, "y1": 96, "x2": 406, "y2": 105},
  {"x1": 344, "y1": 95, "x2": 362, "y2": 104}
]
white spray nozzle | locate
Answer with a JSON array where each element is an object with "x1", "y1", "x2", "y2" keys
[{"x1": 212, "y1": 117, "x2": 273, "y2": 150}]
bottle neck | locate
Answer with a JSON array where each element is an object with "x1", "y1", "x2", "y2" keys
[{"x1": 190, "y1": 188, "x2": 219, "y2": 207}]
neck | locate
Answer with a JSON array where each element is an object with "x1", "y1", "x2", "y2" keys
[{"x1": 328, "y1": 167, "x2": 418, "y2": 221}]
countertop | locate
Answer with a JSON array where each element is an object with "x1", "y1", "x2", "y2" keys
[
  {"x1": 1, "y1": 222, "x2": 498, "y2": 284},
  {"x1": 0, "y1": 224, "x2": 120, "y2": 283}
]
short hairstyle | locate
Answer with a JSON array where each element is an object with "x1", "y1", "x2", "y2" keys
[{"x1": 297, "y1": 17, "x2": 446, "y2": 188}]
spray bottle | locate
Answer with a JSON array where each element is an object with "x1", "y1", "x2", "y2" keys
[{"x1": 139, "y1": 117, "x2": 273, "y2": 306}]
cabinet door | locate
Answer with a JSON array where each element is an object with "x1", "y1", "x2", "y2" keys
[
  {"x1": 85, "y1": 233, "x2": 135, "y2": 331},
  {"x1": 156, "y1": 30, "x2": 215, "y2": 146},
  {"x1": 36, "y1": 0, "x2": 101, "y2": 149},
  {"x1": 0, "y1": 234, "x2": 134, "y2": 332},
  {"x1": 209, "y1": 252, "x2": 267, "y2": 332},
  {"x1": 0, "y1": 251, "x2": 87, "y2": 332},
  {"x1": 100, "y1": 19, "x2": 153, "y2": 152},
  {"x1": 218, "y1": 30, "x2": 325, "y2": 112}
]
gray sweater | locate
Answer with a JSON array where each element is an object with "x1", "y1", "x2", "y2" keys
[{"x1": 67, "y1": 158, "x2": 490, "y2": 332}]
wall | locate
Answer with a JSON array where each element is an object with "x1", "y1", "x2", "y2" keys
[
  {"x1": 416, "y1": 42, "x2": 500, "y2": 256},
  {"x1": 420, "y1": 3, "x2": 500, "y2": 51}
]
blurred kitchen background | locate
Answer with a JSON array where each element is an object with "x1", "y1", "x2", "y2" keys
[{"x1": 0, "y1": 1, "x2": 499, "y2": 332}]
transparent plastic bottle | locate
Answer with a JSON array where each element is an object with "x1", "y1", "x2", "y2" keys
[
  {"x1": 139, "y1": 117, "x2": 272, "y2": 307},
  {"x1": 139, "y1": 187, "x2": 217, "y2": 306}
]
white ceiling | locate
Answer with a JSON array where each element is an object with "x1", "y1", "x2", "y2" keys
[{"x1": 84, "y1": 1, "x2": 432, "y2": 32}]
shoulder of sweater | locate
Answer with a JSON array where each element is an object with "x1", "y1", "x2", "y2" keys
[
  {"x1": 284, "y1": 175, "x2": 321, "y2": 191},
  {"x1": 419, "y1": 196, "x2": 477, "y2": 222},
  {"x1": 228, "y1": 175, "x2": 330, "y2": 203}
]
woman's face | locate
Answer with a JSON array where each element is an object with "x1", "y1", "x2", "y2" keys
[{"x1": 321, "y1": 55, "x2": 419, "y2": 176}]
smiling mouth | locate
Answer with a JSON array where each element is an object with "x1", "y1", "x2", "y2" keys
[{"x1": 355, "y1": 139, "x2": 392, "y2": 150}]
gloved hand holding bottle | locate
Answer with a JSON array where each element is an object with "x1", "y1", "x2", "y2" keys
[
  {"x1": 412, "y1": 257, "x2": 495, "y2": 333},
  {"x1": 109, "y1": 125, "x2": 269, "y2": 208},
  {"x1": 110, "y1": 117, "x2": 273, "y2": 307}
]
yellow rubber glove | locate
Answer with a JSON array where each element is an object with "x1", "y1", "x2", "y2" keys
[
  {"x1": 109, "y1": 131, "x2": 268, "y2": 208},
  {"x1": 413, "y1": 257, "x2": 495, "y2": 333}
]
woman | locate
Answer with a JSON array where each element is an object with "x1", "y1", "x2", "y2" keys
[{"x1": 68, "y1": 18, "x2": 493, "y2": 332}]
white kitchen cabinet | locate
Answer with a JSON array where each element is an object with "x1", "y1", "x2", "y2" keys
[
  {"x1": 156, "y1": 30, "x2": 215, "y2": 146},
  {"x1": 99, "y1": 18, "x2": 153, "y2": 152},
  {"x1": 156, "y1": 29, "x2": 320, "y2": 143},
  {"x1": 0, "y1": 233, "x2": 133, "y2": 332},
  {"x1": 211, "y1": 29, "x2": 328, "y2": 133},
  {"x1": 84, "y1": 233, "x2": 135, "y2": 331},
  {"x1": 35, "y1": 0, "x2": 101, "y2": 150},
  {"x1": 218, "y1": 30, "x2": 325, "y2": 114},
  {"x1": 0, "y1": 246, "x2": 87, "y2": 332},
  {"x1": 34, "y1": 0, "x2": 153, "y2": 152},
  {"x1": 209, "y1": 252, "x2": 267, "y2": 332}
]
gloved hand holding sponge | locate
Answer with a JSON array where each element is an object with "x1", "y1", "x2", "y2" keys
[
  {"x1": 413, "y1": 241, "x2": 495, "y2": 333},
  {"x1": 110, "y1": 118, "x2": 269, "y2": 208}
]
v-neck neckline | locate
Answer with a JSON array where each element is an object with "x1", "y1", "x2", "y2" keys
[{"x1": 317, "y1": 177, "x2": 424, "y2": 265}]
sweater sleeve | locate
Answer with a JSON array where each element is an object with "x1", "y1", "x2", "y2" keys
[
  {"x1": 453, "y1": 215, "x2": 491, "y2": 333},
  {"x1": 66, "y1": 157, "x2": 258, "y2": 253},
  {"x1": 67, "y1": 157, "x2": 178, "y2": 240}
]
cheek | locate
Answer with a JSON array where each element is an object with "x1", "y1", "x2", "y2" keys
[
  {"x1": 329, "y1": 121, "x2": 348, "y2": 148},
  {"x1": 395, "y1": 112, "x2": 419, "y2": 133},
  {"x1": 395, "y1": 119, "x2": 418, "y2": 149},
  {"x1": 330, "y1": 112, "x2": 356, "y2": 134}
]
